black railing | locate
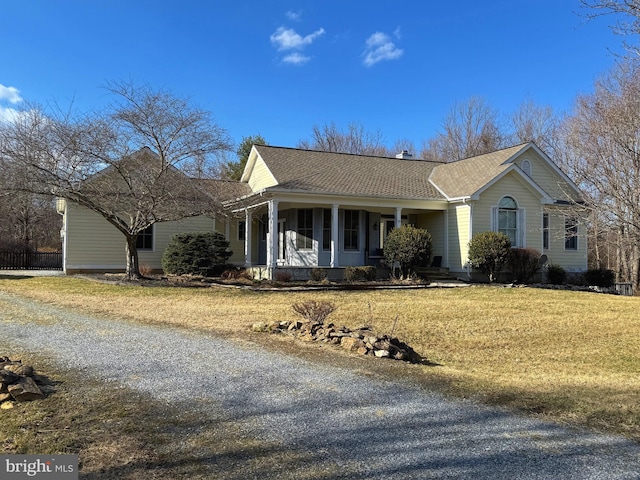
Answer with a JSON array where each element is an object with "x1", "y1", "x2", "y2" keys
[{"x1": 0, "y1": 251, "x2": 63, "y2": 270}]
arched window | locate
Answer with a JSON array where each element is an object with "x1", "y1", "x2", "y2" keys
[
  {"x1": 521, "y1": 159, "x2": 531, "y2": 176},
  {"x1": 498, "y1": 196, "x2": 518, "y2": 246}
]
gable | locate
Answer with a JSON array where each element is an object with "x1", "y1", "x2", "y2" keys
[
  {"x1": 509, "y1": 146, "x2": 581, "y2": 202},
  {"x1": 429, "y1": 143, "x2": 582, "y2": 204}
]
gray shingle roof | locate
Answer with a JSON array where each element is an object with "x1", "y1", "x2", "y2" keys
[
  {"x1": 254, "y1": 145, "x2": 445, "y2": 200},
  {"x1": 429, "y1": 144, "x2": 529, "y2": 199}
]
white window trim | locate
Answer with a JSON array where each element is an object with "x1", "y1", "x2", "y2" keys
[{"x1": 491, "y1": 196, "x2": 525, "y2": 248}]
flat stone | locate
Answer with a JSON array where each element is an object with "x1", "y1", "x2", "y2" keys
[
  {"x1": 374, "y1": 349, "x2": 390, "y2": 358},
  {"x1": 0, "y1": 369, "x2": 21, "y2": 385},
  {"x1": 4, "y1": 364, "x2": 34, "y2": 377},
  {"x1": 8, "y1": 377, "x2": 44, "y2": 401},
  {"x1": 341, "y1": 337, "x2": 365, "y2": 352},
  {"x1": 251, "y1": 322, "x2": 267, "y2": 332}
]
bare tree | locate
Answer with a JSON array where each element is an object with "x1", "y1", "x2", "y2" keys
[
  {"x1": 420, "y1": 96, "x2": 504, "y2": 162},
  {"x1": 0, "y1": 192, "x2": 61, "y2": 251},
  {"x1": 509, "y1": 99, "x2": 561, "y2": 155},
  {"x1": 0, "y1": 81, "x2": 232, "y2": 279},
  {"x1": 298, "y1": 122, "x2": 390, "y2": 156},
  {"x1": 580, "y1": 0, "x2": 640, "y2": 54},
  {"x1": 563, "y1": 59, "x2": 640, "y2": 285}
]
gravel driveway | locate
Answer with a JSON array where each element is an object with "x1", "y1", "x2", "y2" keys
[{"x1": 1, "y1": 289, "x2": 639, "y2": 479}]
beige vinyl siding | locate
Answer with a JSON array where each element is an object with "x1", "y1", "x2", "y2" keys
[
  {"x1": 417, "y1": 211, "x2": 445, "y2": 262},
  {"x1": 64, "y1": 203, "x2": 216, "y2": 273},
  {"x1": 473, "y1": 172, "x2": 543, "y2": 250},
  {"x1": 448, "y1": 203, "x2": 471, "y2": 273},
  {"x1": 247, "y1": 157, "x2": 277, "y2": 191},
  {"x1": 543, "y1": 208, "x2": 588, "y2": 271},
  {"x1": 517, "y1": 152, "x2": 578, "y2": 202},
  {"x1": 226, "y1": 217, "x2": 247, "y2": 265}
]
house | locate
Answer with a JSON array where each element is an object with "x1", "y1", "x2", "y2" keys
[{"x1": 58, "y1": 142, "x2": 587, "y2": 280}]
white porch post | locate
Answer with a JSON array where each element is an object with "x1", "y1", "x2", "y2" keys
[
  {"x1": 244, "y1": 209, "x2": 252, "y2": 267},
  {"x1": 395, "y1": 207, "x2": 402, "y2": 228},
  {"x1": 331, "y1": 204, "x2": 339, "y2": 268},
  {"x1": 267, "y1": 200, "x2": 279, "y2": 269}
]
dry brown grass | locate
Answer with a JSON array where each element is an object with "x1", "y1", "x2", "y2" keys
[{"x1": 1, "y1": 275, "x2": 640, "y2": 442}]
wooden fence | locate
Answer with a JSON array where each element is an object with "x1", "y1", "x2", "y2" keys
[{"x1": 0, "y1": 251, "x2": 63, "y2": 270}]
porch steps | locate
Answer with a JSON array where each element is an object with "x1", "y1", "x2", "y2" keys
[{"x1": 416, "y1": 267, "x2": 461, "y2": 283}]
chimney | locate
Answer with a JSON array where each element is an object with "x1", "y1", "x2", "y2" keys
[{"x1": 395, "y1": 150, "x2": 413, "y2": 159}]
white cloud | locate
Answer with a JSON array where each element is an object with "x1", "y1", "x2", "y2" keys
[
  {"x1": 0, "y1": 106, "x2": 21, "y2": 123},
  {"x1": 362, "y1": 31, "x2": 404, "y2": 67},
  {"x1": 270, "y1": 26, "x2": 325, "y2": 51},
  {"x1": 282, "y1": 52, "x2": 311, "y2": 65},
  {"x1": 0, "y1": 84, "x2": 23, "y2": 104},
  {"x1": 286, "y1": 10, "x2": 301, "y2": 21}
]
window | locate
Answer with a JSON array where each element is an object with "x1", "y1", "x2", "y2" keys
[
  {"x1": 522, "y1": 159, "x2": 531, "y2": 177},
  {"x1": 322, "y1": 209, "x2": 331, "y2": 251},
  {"x1": 238, "y1": 221, "x2": 246, "y2": 241},
  {"x1": 296, "y1": 209, "x2": 313, "y2": 250},
  {"x1": 136, "y1": 225, "x2": 154, "y2": 251},
  {"x1": 565, "y1": 216, "x2": 578, "y2": 250},
  {"x1": 498, "y1": 196, "x2": 518, "y2": 246},
  {"x1": 543, "y1": 213, "x2": 549, "y2": 250},
  {"x1": 344, "y1": 210, "x2": 359, "y2": 250}
]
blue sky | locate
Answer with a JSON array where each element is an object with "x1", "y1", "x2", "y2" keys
[{"x1": 0, "y1": 1, "x2": 624, "y2": 155}]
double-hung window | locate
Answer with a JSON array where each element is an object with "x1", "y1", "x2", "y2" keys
[
  {"x1": 136, "y1": 225, "x2": 154, "y2": 251},
  {"x1": 296, "y1": 209, "x2": 313, "y2": 250},
  {"x1": 542, "y1": 213, "x2": 550, "y2": 250},
  {"x1": 565, "y1": 216, "x2": 578, "y2": 250},
  {"x1": 497, "y1": 196, "x2": 519, "y2": 246},
  {"x1": 344, "y1": 210, "x2": 359, "y2": 251},
  {"x1": 322, "y1": 209, "x2": 331, "y2": 251}
]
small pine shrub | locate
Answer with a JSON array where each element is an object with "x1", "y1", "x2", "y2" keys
[
  {"x1": 509, "y1": 248, "x2": 542, "y2": 284},
  {"x1": 292, "y1": 300, "x2": 336, "y2": 323},
  {"x1": 584, "y1": 268, "x2": 615, "y2": 287},
  {"x1": 468, "y1": 231, "x2": 511, "y2": 283},
  {"x1": 547, "y1": 264, "x2": 567, "y2": 285},
  {"x1": 162, "y1": 232, "x2": 232, "y2": 277}
]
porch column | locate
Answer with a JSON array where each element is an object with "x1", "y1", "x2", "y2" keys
[
  {"x1": 267, "y1": 199, "x2": 279, "y2": 268},
  {"x1": 395, "y1": 207, "x2": 402, "y2": 228},
  {"x1": 244, "y1": 209, "x2": 252, "y2": 267},
  {"x1": 331, "y1": 204, "x2": 339, "y2": 267}
]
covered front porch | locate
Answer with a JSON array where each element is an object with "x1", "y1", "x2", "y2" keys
[{"x1": 230, "y1": 194, "x2": 448, "y2": 280}]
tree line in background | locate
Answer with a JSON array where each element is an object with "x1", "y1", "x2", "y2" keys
[{"x1": 1, "y1": 1, "x2": 639, "y2": 285}]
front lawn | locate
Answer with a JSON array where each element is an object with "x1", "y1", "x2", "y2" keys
[{"x1": 1, "y1": 275, "x2": 639, "y2": 440}]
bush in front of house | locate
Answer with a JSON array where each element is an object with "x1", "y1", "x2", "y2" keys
[
  {"x1": 344, "y1": 266, "x2": 377, "y2": 282},
  {"x1": 546, "y1": 264, "x2": 567, "y2": 285},
  {"x1": 509, "y1": 247, "x2": 542, "y2": 284},
  {"x1": 310, "y1": 268, "x2": 328, "y2": 282},
  {"x1": 584, "y1": 268, "x2": 615, "y2": 287},
  {"x1": 162, "y1": 232, "x2": 232, "y2": 277},
  {"x1": 383, "y1": 225, "x2": 432, "y2": 279},
  {"x1": 468, "y1": 231, "x2": 511, "y2": 283}
]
